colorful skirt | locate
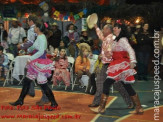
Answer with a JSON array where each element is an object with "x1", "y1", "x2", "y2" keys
[
  {"x1": 26, "y1": 58, "x2": 54, "y2": 84},
  {"x1": 106, "y1": 51, "x2": 136, "y2": 83}
]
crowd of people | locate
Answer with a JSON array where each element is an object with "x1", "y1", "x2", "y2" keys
[{"x1": 0, "y1": 14, "x2": 162, "y2": 114}]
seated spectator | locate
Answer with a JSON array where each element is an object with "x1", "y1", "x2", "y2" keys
[
  {"x1": 59, "y1": 40, "x2": 69, "y2": 56},
  {"x1": 75, "y1": 45, "x2": 91, "y2": 92},
  {"x1": 64, "y1": 24, "x2": 79, "y2": 58},
  {"x1": 52, "y1": 47, "x2": 70, "y2": 86},
  {"x1": 79, "y1": 29, "x2": 93, "y2": 46},
  {"x1": 0, "y1": 46, "x2": 9, "y2": 81},
  {"x1": 47, "y1": 47, "x2": 59, "y2": 60},
  {"x1": 0, "y1": 23, "x2": 8, "y2": 51},
  {"x1": 78, "y1": 43, "x2": 91, "y2": 55}
]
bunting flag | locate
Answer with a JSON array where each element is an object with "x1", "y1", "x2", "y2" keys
[
  {"x1": 52, "y1": 7, "x2": 87, "y2": 21},
  {"x1": 74, "y1": 14, "x2": 80, "y2": 20},
  {"x1": 53, "y1": 10, "x2": 60, "y2": 17}
]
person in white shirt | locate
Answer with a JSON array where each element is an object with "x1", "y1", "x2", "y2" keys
[
  {"x1": 17, "y1": 15, "x2": 37, "y2": 50},
  {"x1": 7, "y1": 19, "x2": 26, "y2": 57}
]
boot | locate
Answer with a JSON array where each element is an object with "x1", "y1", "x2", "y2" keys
[
  {"x1": 40, "y1": 84, "x2": 58, "y2": 111},
  {"x1": 9, "y1": 77, "x2": 31, "y2": 106},
  {"x1": 127, "y1": 102, "x2": 135, "y2": 109},
  {"x1": 90, "y1": 94, "x2": 108, "y2": 114},
  {"x1": 129, "y1": 94, "x2": 144, "y2": 114},
  {"x1": 28, "y1": 82, "x2": 35, "y2": 97}
]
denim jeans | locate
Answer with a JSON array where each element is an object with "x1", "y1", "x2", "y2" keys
[{"x1": 137, "y1": 52, "x2": 150, "y2": 78}]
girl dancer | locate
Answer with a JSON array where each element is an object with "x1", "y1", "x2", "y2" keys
[{"x1": 9, "y1": 20, "x2": 58, "y2": 111}]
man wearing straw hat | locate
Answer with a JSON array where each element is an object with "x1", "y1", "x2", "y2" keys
[
  {"x1": 88, "y1": 24, "x2": 115, "y2": 107},
  {"x1": 48, "y1": 22, "x2": 61, "y2": 48},
  {"x1": 7, "y1": 18, "x2": 26, "y2": 57}
]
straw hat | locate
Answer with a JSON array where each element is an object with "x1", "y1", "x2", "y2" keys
[
  {"x1": 81, "y1": 28, "x2": 87, "y2": 32},
  {"x1": 87, "y1": 13, "x2": 98, "y2": 29},
  {"x1": 86, "y1": 15, "x2": 90, "y2": 24},
  {"x1": 12, "y1": 18, "x2": 18, "y2": 21},
  {"x1": 78, "y1": 43, "x2": 91, "y2": 52}
]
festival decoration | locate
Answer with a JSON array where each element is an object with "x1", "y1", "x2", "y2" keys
[
  {"x1": 74, "y1": 14, "x2": 80, "y2": 20},
  {"x1": 53, "y1": 10, "x2": 60, "y2": 17},
  {"x1": 52, "y1": 7, "x2": 87, "y2": 22}
]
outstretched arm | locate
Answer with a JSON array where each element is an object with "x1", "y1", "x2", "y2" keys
[{"x1": 95, "y1": 24, "x2": 105, "y2": 41}]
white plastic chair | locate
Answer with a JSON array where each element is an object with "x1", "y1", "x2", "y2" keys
[
  {"x1": 67, "y1": 56, "x2": 75, "y2": 87},
  {"x1": 3, "y1": 53, "x2": 14, "y2": 87},
  {"x1": 80, "y1": 75, "x2": 89, "y2": 92}
]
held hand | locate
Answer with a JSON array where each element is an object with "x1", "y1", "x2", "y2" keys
[
  {"x1": 130, "y1": 62, "x2": 136, "y2": 69},
  {"x1": 94, "y1": 24, "x2": 98, "y2": 29}
]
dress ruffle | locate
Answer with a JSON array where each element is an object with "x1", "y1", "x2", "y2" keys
[
  {"x1": 107, "y1": 51, "x2": 137, "y2": 83},
  {"x1": 26, "y1": 58, "x2": 54, "y2": 84}
]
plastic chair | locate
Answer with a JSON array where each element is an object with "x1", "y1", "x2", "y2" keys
[
  {"x1": 80, "y1": 75, "x2": 89, "y2": 92},
  {"x1": 3, "y1": 53, "x2": 14, "y2": 87}
]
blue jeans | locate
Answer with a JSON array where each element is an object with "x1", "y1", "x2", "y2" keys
[{"x1": 137, "y1": 52, "x2": 150, "y2": 78}]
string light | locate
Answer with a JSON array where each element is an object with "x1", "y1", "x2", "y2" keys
[{"x1": 135, "y1": 17, "x2": 141, "y2": 24}]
